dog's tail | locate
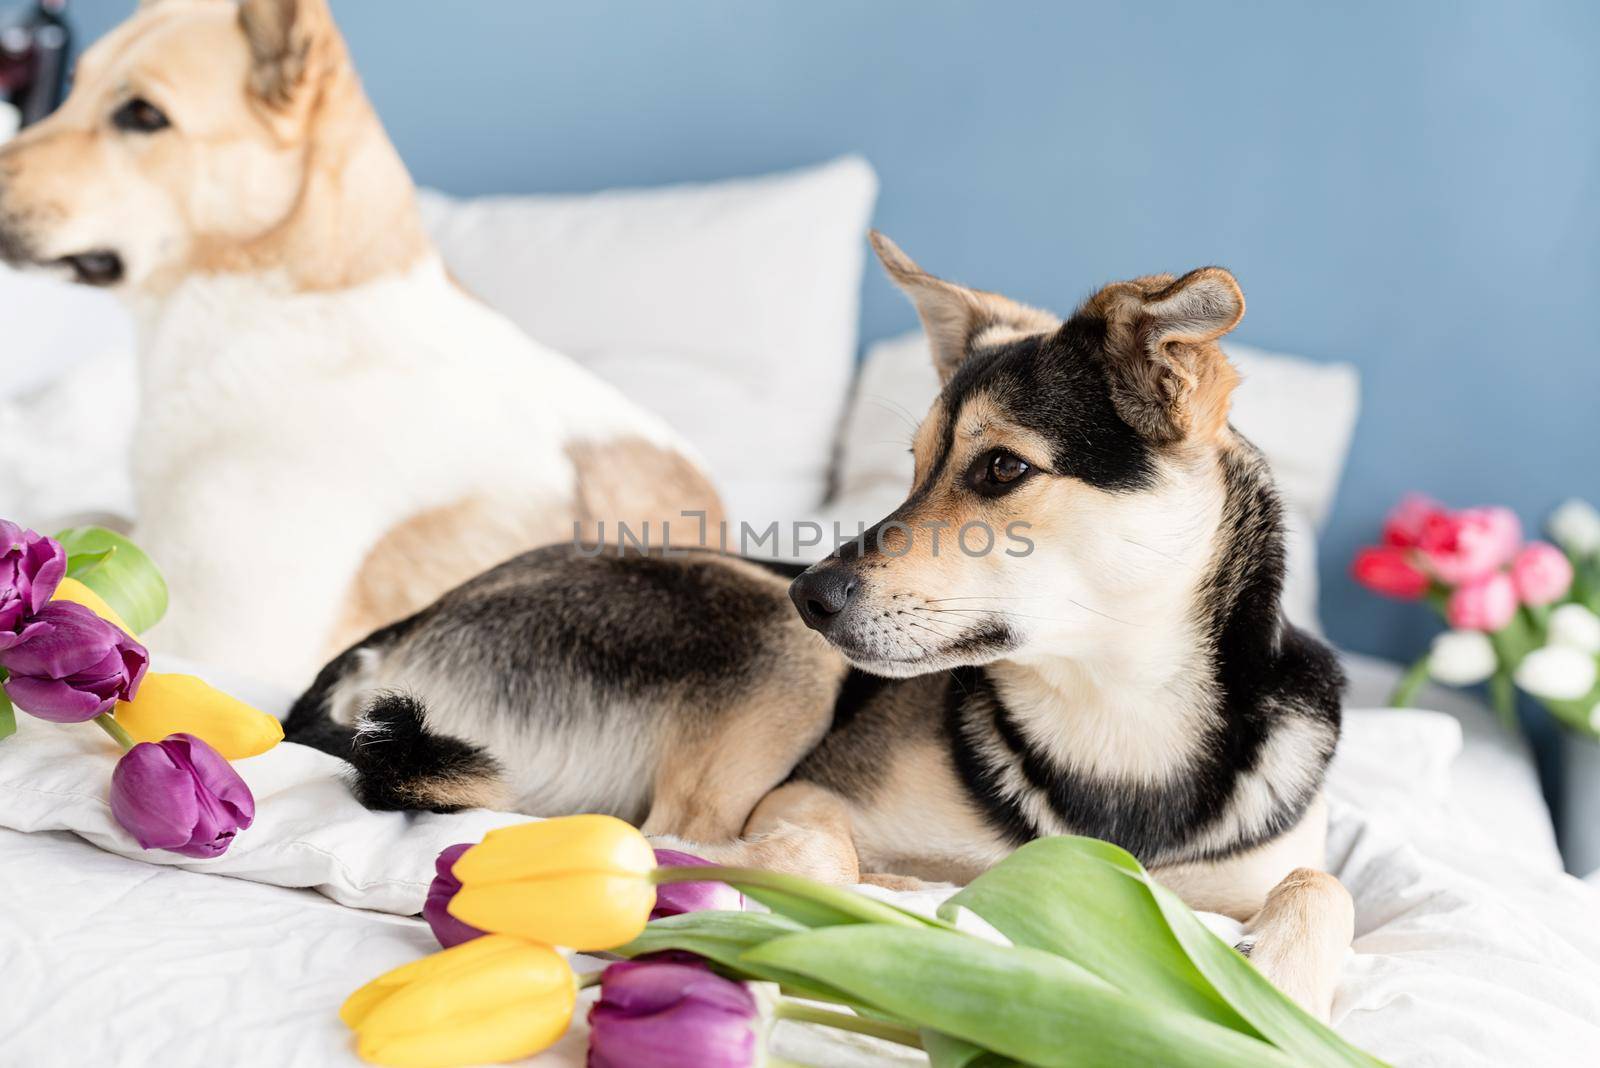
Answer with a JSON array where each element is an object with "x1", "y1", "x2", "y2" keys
[
  {"x1": 282, "y1": 613, "x2": 419, "y2": 762},
  {"x1": 284, "y1": 614, "x2": 505, "y2": 812},
  {"x1": 346, "y1": 693, "x2": 505, "y2": 812},
  {"x1": 282, "y1": 643, "x2": 373, "y2": 761}
]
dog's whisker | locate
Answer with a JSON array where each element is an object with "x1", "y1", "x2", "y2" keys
[
  {"x1": 898, "y1": 627, "x2": 935, "y2": 658},
  {"x1": 913, "y1": 605, "x2": 1079, "y2": 626},
  {"x1": 864, "y1": 395, "x2": 922, "y2": 439},
  {"x1": 916, "y1": 604, "x2": 1141, "y2": 629},
  {"x1": 1118, "y1": 534, "x2": 1182, "y2": 562},
  {"x1": 903, "y1": 618, "x2": 961, "y2": 642},
  {"x1": 1065, "y1": 599, "x2": 1139, "y2": 627},
  {"x1": 913, "y1": 605, "x2": 1011, "y2": 618},
  {"x1": 916, "y1": 599, "x2": 1139, "y2": 627}
]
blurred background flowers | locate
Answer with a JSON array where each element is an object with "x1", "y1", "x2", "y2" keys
[{"x1": 1353, "y1": 496, "x2": 1600, "y2": 732}]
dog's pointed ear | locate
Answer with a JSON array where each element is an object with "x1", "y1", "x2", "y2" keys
[
  {"x1": 870, "y1": 231, "x2": 1059, "y2": 384},
  {"x1": 238, "y1": 0, "x2": 338, "y2": 108},
  {"x1": 1090, "y1": 267, "x2": 1245, "y2": 444}
]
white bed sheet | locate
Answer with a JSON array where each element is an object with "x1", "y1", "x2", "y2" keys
[
  {"x1": 2, "y1": 676, "x2": 1597, "y2": 1066},
  {"x1": 1340, "y1": 650, "x2": 1562, "y2": 873}
]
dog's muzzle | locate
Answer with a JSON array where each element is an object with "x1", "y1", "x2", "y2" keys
[{"x1": 789, "y1": 566, "x2": 857, "y2": 633}]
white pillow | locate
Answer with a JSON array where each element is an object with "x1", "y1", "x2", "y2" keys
[
  {"x1": 417, "y1": 156, "x2": 878, "y2": 523},
  {"x1": 1224, "y1": 342, "x2": 1361, "y2": 530},
  {"x1": 823, "y1": 332, "x2": 1360, "y2": 633}
]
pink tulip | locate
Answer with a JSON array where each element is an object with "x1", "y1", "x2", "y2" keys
[
  {"x1": 1351, "y1": 546, "x2": 1429, "y2": 600},
  {"x1": 1382, "y1": 494, "x2": 1446, "y2": 549},
  {"x1": 1418, "y1": 507, "x2": 1522, "y2": 586},
  {"x1": 1483, "y1": 507, "x2": 1524, "y2": 558},
  {"x1": 1446, "y1": 572, "x2": 1517, "y2": 631},
  {"x1": 1509, "y1": 542, "x2": 1574, "y2": 607}
]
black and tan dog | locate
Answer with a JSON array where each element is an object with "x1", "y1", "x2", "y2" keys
[{"x1": 287, "y1": 234, "x2": 1355, "y2": 1019}]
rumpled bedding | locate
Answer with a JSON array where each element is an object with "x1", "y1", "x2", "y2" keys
[{"x1": 2, "y1": 661, "x2": 1598, "y2": 1067}]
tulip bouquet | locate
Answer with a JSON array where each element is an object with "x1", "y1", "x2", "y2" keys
[
  {"x1": 1352, "y1": 496, "x2": 1600, "y2": 734},
  {"x1": 0, "y1": 518, "x2": 282, "y2": 857},
  {"x1": 345, "y1": 814, "x2": 1384, "y2": 1068}
]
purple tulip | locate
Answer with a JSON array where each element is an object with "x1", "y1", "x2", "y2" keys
[
  {"x1": 110, "y1": 733, "x2": 255, "y2": 858},
  {"x1": 423, "y1": 842, "x2": 487, "y2": 948},
  {"x1": 588, "y1": 960, "x2": 761, "y2": 1068},
  {"x1": 0, "y1": 601, "x2": 148, "y2": 722},
  {"x1": 0, "y1": 521, "x2": 66, "y2": 650},
  {"x1": 652, "y1": 849, "x2": 744, "y2": 920}
]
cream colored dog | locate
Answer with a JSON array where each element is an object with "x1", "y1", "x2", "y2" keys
[{"x1": 0, "y1": 0, "x2": 720, "y2": 688}]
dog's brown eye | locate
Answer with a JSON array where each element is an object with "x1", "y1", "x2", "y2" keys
[
  {"x1": 111, "y1": 97, "x2": 170, "y2": 134},
  {"x1": 970, "y1": 450, "x2": 1033, "y2": 497},
  {"x1": 990, "y1": 453, "x2": 1029, "y2": 483}
]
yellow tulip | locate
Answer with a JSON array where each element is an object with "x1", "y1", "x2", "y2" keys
[
  {"x1": 52, "y1": 577, "x2": 134, "y2": 634},
  {"x1": 114, "y1": 673, "x2": 284, "y2": 759},
  {"x1": 448, "y1": 814, "x2": 657, "y2": 951},
  {"x1": 341, "y1": 934, "x2": 575, "y2": 1068}
]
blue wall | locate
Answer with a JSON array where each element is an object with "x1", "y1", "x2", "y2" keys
[{"x1": 73, "y1": 1, "x2": 1600, "y2": 661}]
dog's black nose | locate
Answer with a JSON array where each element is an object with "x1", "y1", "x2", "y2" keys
[{"x1": 789, "y1": 568, "x2": 857, "y2": 631}]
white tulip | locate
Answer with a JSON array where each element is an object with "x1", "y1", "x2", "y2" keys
[
  {"x1": 1589, "y1": 701, "x2": 1600, "y2": 734},
  {"x1": 1548, "y1": 498, "x2": 1600, "y2": 558},
  {"x1": 1429, "y1": 629, "x2": 1498, "y2": 686},
  {"x1": 1549, "y1": 603, "x2": 1600, "y2": 655},
  {"x1": 1514, "y1": 645, "x2": 1599, "y2": 701}
]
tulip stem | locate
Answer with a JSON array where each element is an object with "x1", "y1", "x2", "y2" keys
[
  {"x1": 1387, "y1": 655, "x2": 1430, "y2": 708},
  {"x1": 93, "y1": 712, "x2": 135, "y2": 751},
  {"x1": 577, "y1": 970, "x2": 604, "y2": 990},
  {"x1": 775, "y1": 1000, "x2": 925, "y2": 1048},
  {"x1": 651, "y1": 865, "x2": 931, "y2": 930},
  {"x1": 1489, "y1": 670, "x2": 1518, "y2": 730}
]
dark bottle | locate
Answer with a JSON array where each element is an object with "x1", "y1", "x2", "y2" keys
[{"x1": 0, "y1": 0, "x2": 71, "y2": 128}]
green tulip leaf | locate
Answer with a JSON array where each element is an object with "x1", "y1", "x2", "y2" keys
[
  {"x1": 943, "y1": 837, "x2": 1252, "y2": 1031},
  {"x1": 53, "y1": 526, "x2": 168, "y2": 634},
  {"x1": 0, "y1": 685, "x2": 14, "y2": 742},
  {"x1": 737, "y1": 886, "x2": 875, "y2": 929},
  {"x1": 1144, "y1": 876, "x2": 1385, "y2": 1068},
  {"x1": 63, "y1": 546, "x2": 115, "y2": 578},
  {"x1": 735, "y1": 882, "x2": 950, "y2": 932},
  {"x1": 946, "y1": 837, "x2": 1381, "y2": 1068},
  {"x1": 616, "y1": 909, "x2": 807, "y2": 962},
  {"x1": 614, "y1": 910, "x2": 859, "y2": 1006},
  {"x1": 924, "y1": 1031, "x2": 1022, "y2": 1068},
  {"x1": 743, "y1": 925, "x2": 1299, "y2": 1068},
  {"x1": 678, "y1": 864, "x2": 955, "y2": 931}
]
